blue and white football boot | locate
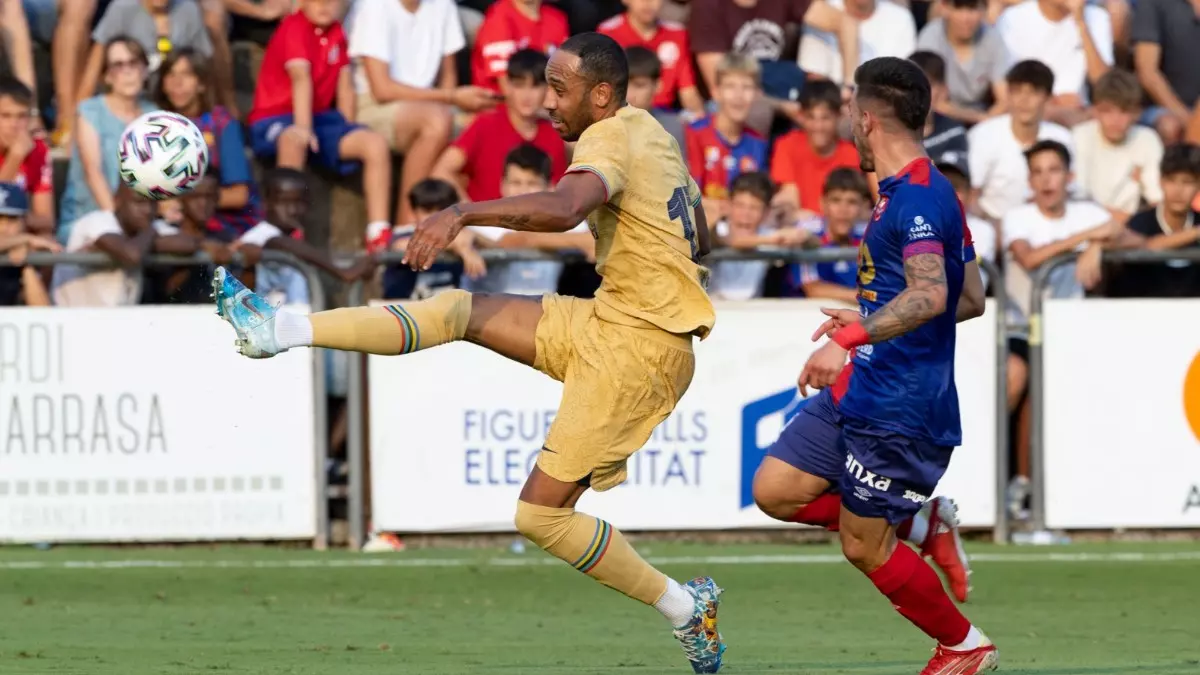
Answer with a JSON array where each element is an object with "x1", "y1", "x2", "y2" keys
[
  {"x1": 211, "y1": 266, "x2": 283, "y2": 359},
  {"x1": 673, "y1": 577, "x2": 726, "y2": 673}
]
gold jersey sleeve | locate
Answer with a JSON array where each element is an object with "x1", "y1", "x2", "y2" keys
[{"x1": 566, "y1": 107, "x2": 716, "y2": 339}]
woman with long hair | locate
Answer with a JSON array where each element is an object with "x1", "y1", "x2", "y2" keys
[
  {"x1": 155, "y1": 48, "x2": 261, "y2": 240},
  {"x1": 58, "y1": 36, "x2": 157, "y2": 244}
]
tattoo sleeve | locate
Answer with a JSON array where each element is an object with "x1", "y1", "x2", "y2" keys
[{"x1": 860, "y1": 252, "x2": 949, "y2": 343}]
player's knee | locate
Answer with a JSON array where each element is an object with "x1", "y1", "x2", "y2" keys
[
  {"x1": 513, "y1": 499, "x2": 569, "y2": 549},
  {"x1": 428, "y1": 288, "x2": 471, "y2": 340},
  {"x1": 751, "y1": 468, "x2": 798, "y2": 522}
]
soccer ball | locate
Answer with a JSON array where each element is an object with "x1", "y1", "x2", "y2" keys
[{"x1": 118, "y1": 111, "x2": 209, "y2": 200}]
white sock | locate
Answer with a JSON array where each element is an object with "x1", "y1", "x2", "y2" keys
[
  {"x1": 945, "y1": 625, "x2": 984, "y2": 651},
  {"x1": 905, "y1": 510, "x2": 930, "y2": 546},
  {"x1": 273, "y1": 311, "x2": 313, "y2": 350},
  {"x1": 654, "y1": 577, "x2": 697, "y2": 628}
]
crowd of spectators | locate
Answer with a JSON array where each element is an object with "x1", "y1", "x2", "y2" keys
[{"x1": 2, "y1": 0, "x2": 1200, "y2": 519}]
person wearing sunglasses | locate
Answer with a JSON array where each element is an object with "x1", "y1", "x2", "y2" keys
[{"x1": 58, "y1": 36, "x2": 158, "y2": 245}]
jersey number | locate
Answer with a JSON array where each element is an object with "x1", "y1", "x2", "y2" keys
[
  {"x1": 857, "y1": 241, "x2": 876, "y2": 287},
  {"x1": 667, "y1": 186, "x2": 699, "y2": 261}
]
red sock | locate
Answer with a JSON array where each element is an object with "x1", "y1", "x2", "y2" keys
[
  {"x1": 867, "y1": 543, "x2": 970, "y2": 645},
  {"x1": 790, "y1": 493, "x2": 841, "y2": 531}
]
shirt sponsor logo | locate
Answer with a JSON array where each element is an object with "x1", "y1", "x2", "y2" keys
[{"x1": 845, "y1": 452, "x2": 892, "y2": 492}]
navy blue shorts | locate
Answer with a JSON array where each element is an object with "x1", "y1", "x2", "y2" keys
[
  {"x1": 766, "y1": 389, "x2": 844, "y2": 483},
  {"x1": 839, "y1": 420, "x2": 953, "y2": 524},
  {"x1": 249, "y1": 110, "x2": 362, "y2": 175},
  {"x1": 766, "y1": 389, "x2": 953, "y2": 524}
]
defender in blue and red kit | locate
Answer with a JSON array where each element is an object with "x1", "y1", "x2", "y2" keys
[{"x1": 751, "y1": 57, "x2": 998, "y2": 675}]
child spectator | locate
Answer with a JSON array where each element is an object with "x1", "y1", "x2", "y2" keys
[
  {"x1": 381, "y1": 178, "x2": 485, "y2": 300},
  {"x1": 432, "y1": 48, "x2": 565, "y2": 203},
  {"x1": 247, "y1": 0, "x2": 393, "y2": 240},
  {"x1": 464, "y1": 144, "x2": 593, "y2": 295},
  {"x1": 786, "y1": 168, "x2": 869, "y2": 303},
  {"x1": 598, "y1": 0, "x2": 705, "y2": 117},
  {"x1": 0, "y1": 182, "x2": 56, "y2": 306},
  {"x1": 81, "y1": 0, "x2": 216, "y2": 100},
  {"x1": 769, "y1": 80, "x2": 859, "y2": 220},
  {"x1": 996, "y1": 0, "x2": 1114, "y2": 127},
  {"x1": 471, "y1": 0, "x2": 569, "y2": 93},
  {"x1": 908, "y1": 51, "x2": 968, "y2": 164},
  {"x1": 51, "y1": 183, "x2": 178, "y2": 306},
  {"x1": 798, "y1": 0, "x2": 917, "y2": 86},
  {"x1": 0, "y1": 77, "x2": 54, "y2": 234},
  {"x1": 1111, "y1": 143, "x2": 1200, "y2": 297},
  {"x1": 59, "y1": 36, "x2": 157, "y2": 245},
  {"x1": 347, "y1": 0, "x2": 500, "y2": 224},
  {"x1": 624, "y1": 46, "x2": 661, "y2": 112},
  {"x1": 1072, "y1": 69, "x2": 1164, "y2": 221},
  {"x1": 968, "y1": 60, "x2": 1073, "y2": 223},
  {"x1": 685, "y1": 53, "x2": 768, "y2": 220},
  {"x1": 916, "y1": 0, "x2": 1009, "y2": 124},
  {"x1": 144, "y1": 173, "x2": 235, "y2": 303},
  {"x1": 156, "y1": 49, "x2": 261, "y2": 241},
  {"x1": 708, "y1": 172, "x2": 807, "y2": 301},
  {"x1": 235, "y1": 168, "x2": 378, "y2": 307}
]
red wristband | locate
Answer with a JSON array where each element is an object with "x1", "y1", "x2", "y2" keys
[{"x1": 831, "y1": 323, "x2": 869, "y2": 350}]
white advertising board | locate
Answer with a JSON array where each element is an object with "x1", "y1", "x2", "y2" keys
[
  {"x1": 1044, "y1": 299, "x2": 1200, "y2": 528},
  {"x1": 0, "y1": 307, "x2": 317, "y2": 542},
  {"x1": 369, "y1": 300, "x2": 997, "y2": 532}
]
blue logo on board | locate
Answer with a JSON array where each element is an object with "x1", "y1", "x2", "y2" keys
[{"x1": 738, "y1": 389, "x2": 811, "y2": 508}]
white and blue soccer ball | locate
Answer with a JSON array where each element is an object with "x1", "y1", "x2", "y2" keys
[{"x1": 118, "y1": 111, "x2": 209, "y2": 200}]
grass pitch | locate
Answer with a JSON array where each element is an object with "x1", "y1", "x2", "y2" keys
[{"x1": 0, "y1": 542, "x2": 1196, "y2": 674}]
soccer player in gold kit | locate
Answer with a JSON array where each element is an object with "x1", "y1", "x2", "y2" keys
[{"x1": 212, "y1": 33, "x2": 726, "y2": 674}]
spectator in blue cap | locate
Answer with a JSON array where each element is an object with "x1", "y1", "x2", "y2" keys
[{"x1": 0, "y1": 182, "x2": 57, "y2": 306}]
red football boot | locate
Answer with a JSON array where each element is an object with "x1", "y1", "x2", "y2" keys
[
  {"x1": 920, "y1": 641, "x2": 998, "y2": 675},
  {"x1": 919, "y1": 496, "x2": 972, "y2": 603}
]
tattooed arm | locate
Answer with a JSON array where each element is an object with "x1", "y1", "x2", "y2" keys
[
  {"x1": 458, "y1": 172, "x2": 608, "y2": 234},
  {"x1": 859, "y1": 251, "x2": 950, "y2": 343}
]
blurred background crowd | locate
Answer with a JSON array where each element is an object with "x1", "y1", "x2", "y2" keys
[{"x1": 1, "y1": 0, "x2": 1199, "y2": 524}]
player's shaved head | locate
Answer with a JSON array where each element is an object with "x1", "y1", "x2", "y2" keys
[{"x1": 545, "y1": 33, "x2": 628, "y2": 142}]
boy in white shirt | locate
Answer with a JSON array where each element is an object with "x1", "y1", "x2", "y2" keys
[{"x1": 1071, "y1": 69, "x2": 1163, "y2": 221}]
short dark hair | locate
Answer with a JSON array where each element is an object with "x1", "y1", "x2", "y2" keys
[
  {"x1": 800, "y1": 80, "x2": 842, "y2": 114},
  {"x1": 263, "y1": 167, "x2": 308, "y2": 195},
  {"x1": 853, "y1": 56, "x2": 931, "y2": 133},
  {"x1": 507, "y1": 48, "x2": 549, "y2": 85},
  {"x1": 908, "y1": 51, "x2": 946, "y2": 86},
  {"x1": 945, "y1": 0, "x2": 985, "y2": 8},
  {"x1": 0, "y1": 76, "x2": 33, "y2": 108},
  {"x1": 408, "y1": 178, "x2": 460, "y2": 212},
  {"x1": 1091, "y1": 69, "x2": 1142, "y2": 111},
  {"x1": 729, "y1": 172, "x2": 775, "y2": 205},
  {"x1": 559, "y1": 32, "x2": 629, "y2": 101},
  {"x1": 1160, "y1": 143, "x2": 1200, "y2": 178},
  {"x1": 1024, "y1": 139, "x2": 1071, "y2": 170},
  {"x1": 823, "y1": 167, "x2": 870, "y2": 200},
  {"x1": 625, "y1": 46, "x2": 661, "y2": 81},
  {"x1": 1006, "y1": 59, "x2": 1055, "y2": 95},
  {"x1": 504, "y1": 143, "x2": 553, "y2": 182}
]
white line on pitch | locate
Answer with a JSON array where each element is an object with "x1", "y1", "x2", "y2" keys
[{"x1": 0, "y1": 550, "x2": 1198, "y2": 570}]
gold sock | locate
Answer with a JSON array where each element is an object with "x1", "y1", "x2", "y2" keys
[
  {"x1": 514, "y1": 501, "x2": 668, "y2": 605},
  {"x1": 309, "y1": 289, "x2": 471, "y2": 355}
]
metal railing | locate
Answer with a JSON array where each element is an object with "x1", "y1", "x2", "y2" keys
[
  {"x1": 346, "y1": 249, "x2": 1009, "y2": 548},
  {"x1": 0, "y1": 250, "x2": 332, "y2": 550},
  {"x1": 1026, "y1": 247, "x2": 1200, "y2": 533}
]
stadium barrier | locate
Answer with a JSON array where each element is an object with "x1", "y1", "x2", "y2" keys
[
  {"x1": 0, "y1": 251, "x2": 330, "y2": 548},
  {"x1": 349, "y1": 251, "x2": 1010, "y2": 546},
  {"x1": 1028, "y1": 249, "x2": 1200, "y2": 532}
]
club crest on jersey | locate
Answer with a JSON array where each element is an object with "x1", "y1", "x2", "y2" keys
[{"x1": 872, "y1": 196, "x2": 889, "y2": 221}]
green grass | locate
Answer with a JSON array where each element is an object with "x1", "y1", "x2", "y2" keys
[{"x1": 0, "y1": 542, "x2": 1197, "y2": 674}]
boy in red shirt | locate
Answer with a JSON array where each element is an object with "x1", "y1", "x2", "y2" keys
[
  {"x1": 248, "y1": 0, "x2": 393, "y2": 235},
  {"x1": 0, "y1": 77, "x2": 53, "y2": 235},
  {"x1": 472, "y1": 0, "x2": 569, "y2": 93},
  {"x1": 769, "y1": 80, "x2": 860, "y2": 220},
  {"x1": 431, "y1": 49, "x2": 566, "y2": 202},
  {"x1": 598, "y1": 0, "x2": 704, "y2": 117}
]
